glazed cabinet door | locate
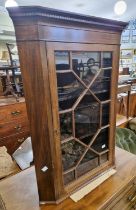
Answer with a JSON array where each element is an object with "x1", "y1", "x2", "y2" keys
[{"x1": 46, "y1": 42, "x2": 119, "y2": 188}]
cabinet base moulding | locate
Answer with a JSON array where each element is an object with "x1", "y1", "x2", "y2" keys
[
  {"x1": 39, "y1": 168, "x2": 116, "y2": 205},
  {"x1": 70, "y1": 168, "x2": 116, "y2": 202}
]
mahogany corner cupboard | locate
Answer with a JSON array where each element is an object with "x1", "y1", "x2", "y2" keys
[{"x1": 8, "y1": 6, "x2": 127, "y2": 204}]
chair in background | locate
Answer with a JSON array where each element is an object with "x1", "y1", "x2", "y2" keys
[
  {"x1": 6, "y1": 43, "x2": 24, "y2": 97},
  {"x1": 116, "y1": 84, "x2": 132, "y2": 127}
]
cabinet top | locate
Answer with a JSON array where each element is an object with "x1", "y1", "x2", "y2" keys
[{"x1": 8, "y1": 6, "x2": 127, "y2": 32}]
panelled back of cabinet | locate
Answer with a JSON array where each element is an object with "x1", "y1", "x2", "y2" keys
[{"x1": 8, "y1": 6, "x2": 127, "y2": 204}]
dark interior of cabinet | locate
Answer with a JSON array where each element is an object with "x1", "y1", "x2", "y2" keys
[{"x1": 55, "y1": 51, "x2": 112, "y2": 185}]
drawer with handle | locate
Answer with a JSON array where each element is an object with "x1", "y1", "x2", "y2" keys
[
  {"x1": 107, "y1": 178, "x2": 136, "y2": 210},
  {"x1": 0, "y1": 103, "x2": 27, "y2": 123},
  {"x1": 0, "y1": 131, "x2": 30, "y2": 155},
  {"x1": 0, "y1": 118, "x2": 29, "y2": 138},
  {"x1": 126, "y1": 180, "x2": 136, "y2": 210}
]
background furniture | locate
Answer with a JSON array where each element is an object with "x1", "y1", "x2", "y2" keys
[
  {"x1": 0, "y1": 66, "x2": 21, "y2": 101},
  {"x1": 8, "y1": 6, "x2": 127, "y2": 203},
  {"x1": 0, "y1": 42, "x2": 24, "y2": 99},
  {"x1": 0, "y1": 96, "x2": 30, "y2": 155},
  {"x1": 6, "y1": 43, "x2": 19, "y2": 67},
  {"x1": 117, "y1": 84, "x2": 131, "y2": 118},
  {"x1": 116, "y1": 84, "x2": 136, "y2": 127},
  {"x1": 6, "y1": 43, "x2": 24, "y2": 96},
  {"x1": 129, "y1": 117, "x2": 136, "y2": 132},
  {"x1": 0, "y1": 148, "x2": 136, "y2": 210},
  {"x1": 116, "y1": 127, "x2": 136, "y2": 155},
  {"x1": 0, "y1": 146, "x2": 19, "y2": 180},
  {"x1": 117, "y1": 91, "x2": 136, "y2": 117},
  {"x1": 0, "y1": 77, "x2": 3, "y2": 95},
  {"x1": 130, "y1": 92, "x2": 136, "y2": 116},
  {"x1": 0, "y1": 70, "x2": 22, "y2": 97},
  {"x1": 116, "y1": 84, "x2": 133, "y2": 127}
]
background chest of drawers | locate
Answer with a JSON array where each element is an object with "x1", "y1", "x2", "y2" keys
[{"x1": 0, "y1": 97, "x2": 30, "y2": 155}]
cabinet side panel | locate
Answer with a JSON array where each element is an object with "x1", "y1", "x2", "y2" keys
[
  {"x1": 109, "y1": 45, "x2": 121, "y2": 165},
  {"x1": 17, "y1": 41, "x2": 64, "y2": 202}
]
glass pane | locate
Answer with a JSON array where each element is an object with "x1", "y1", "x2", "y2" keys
[
  {"x1": 102, "y1": 52, "x2": 112, "y2": 68},
  {"x1": 62, "y1": 140, "x2": 85, "y2": 171},
  {"x1": 77, "y1": 150, "x2": 99, "y2": 177},
  {"x1": 102, "y1": 103, "x2": 110, "y2": 126},
  {"x1": 100, "y1": 152, "x2": 108, "y2": 164},
  {"x1": 54, "y1": 51, "x2": 112, "y2": 185},
  {"x1": 57, "y1": 72, "x2": 85, "y2": 110},
  {"x1": 79, "y1": 135, "x2": 93, "y2": 146},
  {"x1": 64, "y1": 171, "x2": 75, "y2": 185},
  {"x1": 72, "y1": 52, "x2": 101, "y2": 85},
  {"x1": 90, "y1": 68, "x2": 111, "y2": 101},
  {"x1": 60, "y1": 112, "x2": 72, "y2": 141},
  {"x1": 75, "y1": 91, "x2": 100, "y2": 138},
  {"x1": 55, "y1": 51, "x2": 70, "y2": 70},
  {"x1": 91, "y1": 128, "x2": 109, "y2": 153}
]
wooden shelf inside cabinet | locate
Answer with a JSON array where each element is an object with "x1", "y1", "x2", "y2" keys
[{"x1": 8, "y1": 6, "x2": 127, "y2": 204}]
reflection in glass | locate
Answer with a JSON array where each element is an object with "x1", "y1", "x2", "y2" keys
[
  {"x1": 102, "y1": 103, "x2": 110, "y2": 126},
  {"x1": 102, "y1": 52, "x2": 112, "y2": 68},
  {"x1": 91, "y1": 128, "x2": 109, "y2": 153},
  {"x1": 62, "y1": 140, "x2": 85, "y2": 171},
  {"x1": 55, "y1": 51, "x2": 70, "y2": 70},
  {"x1": 72, "y1": 52, "x2": 101, "y2": 85},
  {"x1": 90, "y1": 68, "x2": 111, "y2": 101},
  {"x1": 77, "y1": 150, "x2": 99, "y2": 177},
  {"x1": 75, "y1": 91, "x2": 100, "y2": 138},
  {"x1": 57, "y1": 72, "x2": 85, "y2": 110},
  {"x1": 60, "y1": 112, "x2": 72, "y2": 141}
]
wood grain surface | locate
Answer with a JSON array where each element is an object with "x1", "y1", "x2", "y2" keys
[{"x1": 0, "y1": 148, "x2": 136, "y2": 210}]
